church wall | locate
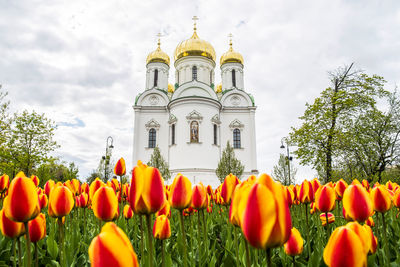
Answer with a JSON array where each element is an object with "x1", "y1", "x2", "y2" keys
[{"x1": 175, "y1": 57, "x2": 215, "y2": 86}]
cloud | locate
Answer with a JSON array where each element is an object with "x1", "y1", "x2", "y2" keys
[{"x1": 1, "y1": 0, "x2": 399, "y2": 182}]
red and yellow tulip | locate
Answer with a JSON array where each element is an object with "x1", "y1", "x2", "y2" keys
[
  {"x1": 315, "y1": 185, "x2": 336, "y2": 212},
  {"x1": 0, "y1": 209, "x2": 25, "y2": 238},
  {"x1": 320, "y1": 212, "x2": 335, "y2": 226},
  {"x1": 114, "y1": 158, "x2": 126, "y2": 176},
  {"x1": 221, "y1": 173, "x2": 240, "y2": 205},
  {"x1": 123, "y1": 204, "x2": 133, "y2": 219},
  {"x1": 169, "y1": 173, "x2": 192, "y2": 210},
  {"x1": 192, "y1": 183, "x2": 208, "y2": 210},
  {"x1": 153, "y1": 215, "x2": 171, "y2": 240},
  {"x1": 370, "y1": 185, "x2": 392, "y2": 213},
  {"x1": 284, "y1": 227, "x2": 303, "y2": 256},
  {"x1": 342, "y1": 184, "x2": 373, "y2": 222},
  {"x1": 92, "y1": 186, "x2": 118, "y2": 222},
  {"x1": 48, "y1": 185, "x2": 74, "y2": 218},
  {"x1": 28, "y1": 213, "x2": 46, "y2": 243}
]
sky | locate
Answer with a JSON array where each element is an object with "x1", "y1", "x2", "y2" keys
[{"x1": 0, "y1": 0, "x2": 399, "y2": 183}]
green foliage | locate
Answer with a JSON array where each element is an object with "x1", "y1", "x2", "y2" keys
[
  {"x1": 147, "y1": 146, "x2": 171, "y2": 181},
  {"x1": 36, "y1": 158, "x2": 79, "y2": 187},
  {"x1": 1, "y1": 110, "x2": 59, "y2": 176},
  {"x1": 216, "y1": 141, "x2": 244, "y2": 183},
  {"x1": 272, "y1": 153, "x2": 297, "y2": 185},
  {"x1": 290, "y1": 63, "x2": 387, "y2": 183}
]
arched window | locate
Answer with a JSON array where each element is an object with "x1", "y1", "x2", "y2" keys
[
  {"x1": 190, "y1": 121, "x2": 199, "y2": 143},
  {"x1": 232, "y1": 69, "x2": 236, "y2": 87},
  {"x1": 233, "y1": 128, "x2": 241, "y2": 148},
  {"x1": 192, "y1": 66, "x2": 197, "y2": 81},
  {"x1": 149, "y1": 128, "x2": 156, "y2": 148},
  {"x1": 154, "y1": 69, "x2": 158, "y2": 87},
  {"x1": 213, "y1": 124, "x2": 217, "y2": 145},
  {"x1": 171, "y1": 124, "x2": 176, "y2": 145}
]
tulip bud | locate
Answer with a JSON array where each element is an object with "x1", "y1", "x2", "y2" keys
[
  {"x1": 298, "y1": 180, "x2": 314, "y2": 204},
  {"x1": 342, "y1": 184, "x2": 373, "y2": 222},
  {"x1": 370, "y1": 185, "x2": 392, "y2": 213},
  {"x1": 114, "y1": 158, "x2": 126, "y2": 176},
  {"x1": 221, "y1": 174, "x2": 240, "y2": 205},
  {"x1": 156, "y1": 201, "x2": 171, "y2": 218},
  {"x1": 323, "y1": 225, "x2": 367, "y2": 267},
  {"x1": 192, "y1": 183, "x2": 208, "y2": 209},
  {"x1": 365, "y1": 217, "x2": 374, "y2": 227},
  {"x1": 92, "y1": 186, "x2": 118, "y2": 222},
  {"x1": 0, "y1": 209, "x2": 25, "y2": 238},
  {"x1": 30, "y1": 175, "x2": 39, "y2": 187},
  {"x1": 363, "y1": 225, "x2": 377, "y2": 255},
  {"x1": 169, "y1": 174, "x2": 192, "y2": 210},
  {"x1": 320, "y1": 212, "x2": 335, "y2": 226},
  {"x1": 286, "y1": 187, "x2": 294, "y2": 208},
  {"x1": 284, "y1": 227, "x2": 303, "y2": 256},
  {"x1": 77, "y1": 193, "x2": 89, "y2": 208},
  {"x1": 39, "y1": 193, "x2": 48, "y2": 209},
  {"x1": 346, "y1": 222, "x2": 372, "y2": 255},
  {"x1": 315, "y1": 185, "x2": 336, "y2": 212},
  {"x1": 123, "y1": 204, "x2": 133, "y2": 219},
  {"x1": 0, "y1": 174, "x2": 9, "y2": 193},
  {"x1": 153, "y1": 215, "x2": 171, "y2": 240},
  {"x1": 89, "y1": 222, "x2": 139, "y2": 267},
  {"x1": 48, "y1": 185, "x2": 74, "y2": 218},
  {"x1": 4, "y1": 172, "x2": 40, "y2": 222},
  {"x1": 229, "y1": 182, "x2": 252, "y2": 227},
  {"x1": 130, "y1": 161, "x2": 166, "y2": 214},
  {"x1": 28, "y1": 213, "x2": 46, "y2": 243},
  {"x1": 44, "y1": 180, "x2": 55, "y2": 197},
  {"x1": 335, "y1": 179, "x2": 348, "y2": 200},
  {"x1": 81, "y1": 183, "x2": 89, "y2": 195},
  {"x1": 89, "y1": 178, "x2": 105, "y2": 201}
]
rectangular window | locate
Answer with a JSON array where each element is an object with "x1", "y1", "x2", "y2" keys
[
  {"x1": 149, "y1": 128, "x2": 156, "y2": 148},
  {"x1": 154, "y1": 69, "x2": 158, "y2": 87},
  {"x1": 232, "y1": 70, "x2": 236, "y2": 87},
  {"x1": 233, "y1": 128, "x2": 241, "y2": 148},
  {"x1": 213, "y1": 124, "x2": 217, "y2": 145},
  {"x1": 171, "y1": 124, "x2": 175, "y2": 145}
]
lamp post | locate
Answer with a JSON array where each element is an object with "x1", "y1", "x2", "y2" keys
[
  {"x1": 280, "y1": 137, "x2": 293, "y2": 185},
  {"x1": 102, "y1": 136, "x2": 114, "y2": 181}
]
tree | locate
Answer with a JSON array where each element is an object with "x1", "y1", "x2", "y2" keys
[
  {"x1": 0, "y1": 85, "x2": 11, "y2": 174},
  {"x1": 147, "y1": 146, "x2": 171, "y2": 181},
  {"x1": 96, "y1": 156, "x2": 115, "y2": 183},
  {"x1": 290, "y1": 64, "x2": 387, "y2": 183},
  {"x1": 273, "y1": 154, "x2": 297, "y2": 185},
  {"x1": 35, "y1": 158, "x2": 79, "y2": 187},
  {"x1": 86, "y1": 169, "x2": 102, "y2": 184},
  {"x1": 338, "y1": 90, "x2": 400, "y2": 182},
  {"x1": 216, "y1": 141, "x2": 244, "y2": 183},
  {"x1": 4, "y1": 110, "x2": 59, "y2": 176}
]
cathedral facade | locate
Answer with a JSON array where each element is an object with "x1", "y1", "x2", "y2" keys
[{"x1": 133, "y1": 21, "x2": 258, "y2": 186}]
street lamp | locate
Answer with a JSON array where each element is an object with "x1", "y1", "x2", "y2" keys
[
  {"x1": 102, "y1": 136, "x2": 114, "y2": 181},
  {"x1": 280, "y1": 137, "x2": 293, "y2": 185}
]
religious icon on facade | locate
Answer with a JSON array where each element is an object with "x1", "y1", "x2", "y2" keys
[{"x1": 190, "y1": 121, "x2": 199, "y2": 142}]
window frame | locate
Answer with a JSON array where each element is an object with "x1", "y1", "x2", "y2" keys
[
  {"x1": 154, "y1": 69, "x2": 158, "y2": 87},
  {"x1": 232, "y1": 69, "x2": 236, "y2": 87},
  {"x1": 233, "y1": 128, "x2": 241, "y2": 148},
  {"x1": 148, "y1": 128, "x2": 156, "y2": 148},
  {"x1": 192, "y1": 66, "x2": 197, "y2": 81},
  {"x1": 213, "y1": 124, "x2": 218, "y2": 145},
  {"x1": 171, "y1": 124, "x2": 176, "y2": 145}
]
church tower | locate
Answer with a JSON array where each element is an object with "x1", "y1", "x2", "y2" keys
[
  {"x1": 145, "y1": 34, "x2": 170, "y2": 91},
  {"x1": 220, "y1": 34, "x2": 244, "y2": 90}
]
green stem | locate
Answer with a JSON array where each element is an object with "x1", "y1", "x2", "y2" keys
[
  {"x1": 24, "y1": 222, "x2": 31, "y2": 267},
  {"x1": 292, "y1": 255, "x2": 295, "y2": 267},
  {"x1": 325, "y1": 211, "x2": 329, "y2": 238},
  {"x1": 305, "y1": 204, "x2": 310, "y2": 260},
  {"x1": 234, "y1": 226, "x2": 239, "y2": 267},
  {"x1": 12, "y1": 238, "x2": 16, "y2": 267},
  {"x1": 34, "y1": 242, "x2": 38, "y2": 267},
  {"x1": 140, "y1": 216, "x2": 144, "y2": 265},
  {"x1": 83, "y1": 208, "x2": 86, "y2": 241},
  {"x1": 266, "y1": 248, "x2": 272, "y2": 267},
  {"x1": 58, "y1": 219, "x2": 65, "y2": 267},
  {"x1": 17, "y1": 237, "x2": 22, "y2": 267},
  {"x1": 381, "y1": 212, "x2": 390, "y2": 266},
  {"x1": 161, "y1": 240, "x2": 165, "y2": 267},
  {"x1": 201, "y1": 210, "x2": 208, "y2": 258},
  {"x1": 179, "y1": 211, "x2": 188, "y2": 267},
  {"x1": 145, "y1": 214, "x2": 154, "y2": 267},
  {"x1": 244, "y1": 239, "x2": 251, "y2": 267},
  {"x1": 188, "y1": 214, "x2": 194, "y2": 266},
  {"x1": 197, "y1": 210, "x2": 202, "y2": 263}
]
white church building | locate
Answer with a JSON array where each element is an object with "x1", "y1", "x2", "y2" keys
[{"x1": 133, "y1": 19, "x2": 258, "y2": 186}]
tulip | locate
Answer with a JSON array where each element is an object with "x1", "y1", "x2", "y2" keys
[
  {"x1": 229, "y1": 182, "x2": 252, "y2": 227},
  {"x1": 30, "y1": 175, "x2": 39, "y2": 187},
  {"x1": 89, "y1": 222, "x2": 139, "y2": 267},
  {"x1": 153, "y1": 215, "x2": 171, "y2": 240},
  {"x1": 342, "y1": 184, "x2": 373, "y2": 222},
  {"x1": 89, "y1": 178, "x2": 105, "y2": 201},
  {"x1": 28, "y1": 213, "x2": 46, "y2": 243},
  {"x1": 298, "y1": 180, "x2": 314, "y2": 203},
  {"x1": 334, "y1": 179, "x2": 348, "y2": 200},
  {"x1": 130, "y1": 161, "x2": 166, "y2": 214},
  {"x1": 114, "y1": 158, "x2": 126, "y2": 176},
  {"x1": 365, "y1": 216, "x2": 374, "y2": 227},
  {"x1": 77, "y1": 193, "x2": 89, "y2": 208},
  {"x1": 39, "y1": 194, "x2": 48, "y2": 209},
  {"x1": 0, "y1": 174, "x2": 9, "y2": 193},
  {"x1": 0, "y1": 209, "x2": 25, "y2": 239},
  {"x1": 286, "y1": 187, "x2": 294, "y2": 207},
  {"x1": 81, "y1": 183, "x2": 89, "y2": 195},
  {"x1": 44, "y1": 180, "x2": 55, "y2": 197},
  {"x1": 156, "y1": 201, "x2": 171, "y2": 218},
  {"x1": 123, "y1": 204, "x2": 133, "y2": 220},
  {"x1": 363, "y1": 225, "x2": 377, "y2": 255},
  {"x1": 311, "y1": 178, "x2": 321, "y2": 193},
  {"x1": 320, "y1": 212, "x2": 335, "y2": 226},
  {"x1": 92, "y1": 186, "x2": 118, "y2": 222},
  {"x1": 169, "y1": 174, "x2": 192, "y2": 210},
  {"x1": 371, "y1": 185, "x2": 392, "y2": 213},
  {"x1": 192, "y1": 183, "x2": 208, "y2": 209},
  {"x1": 221, "y1": 173, "x2": 240, "y2": 205},
  {"x1": 284, "y1": 227, "x2": 303, "y2": 257},
  {"x1": 393, "y1": 190, "x2": 400, "y2": 208},
  {"x1": 48, "y1": 185, "x2": 74, "y2": 218},
  {"x1": 362, "y1": 179, "x2": 370, "y2": 190},
  {"x1": 315, "y1": 185, "x2": 336, "y2": 212},
  {"x1": 323, "y1": 225, "x2": 367, "y2": 267},
  {"x1": 4, "y1": 172, "x2": 40, "y2": 223}
]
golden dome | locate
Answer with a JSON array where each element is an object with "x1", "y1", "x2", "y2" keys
[
  {"x1": 174, "y1": 19, "x2": 216, "y2": 62},
  {"x1": 168, "y1": 83, "x2": 174, "y2": 93},
  {"x1": 215, "y1": 83, "x2": 222, "y2": 93},
  {"x1": 220, "y1": 37, "x2": 243, "y2": 65},
  {"x1": 146, "y1": 37, "x2": 170, "y2": 66}
]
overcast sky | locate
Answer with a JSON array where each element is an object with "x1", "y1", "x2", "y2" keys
[{"x1": 1, "y1": 0, "x2": 399, "y2": 183}]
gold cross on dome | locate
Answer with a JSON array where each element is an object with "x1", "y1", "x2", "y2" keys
[
  {"x1": 228, "y1": 33, "x2": 233, "y2": 47},
  {"x1": 156, "y1": 32, "x2": 162, "y2": 47},
  {"x1": 192, "y1": 16, "x2": 199, "y2": 31}
]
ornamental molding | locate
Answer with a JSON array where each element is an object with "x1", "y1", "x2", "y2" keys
[
  {"x1": 186, "y1": 110, "x2": 203, "y2": 122},
  {"x1": 145, "y1": 119, "x2": 160, "y2": 130},
  {"x1": 229, "y1": 119, "x2": 244, "y2": 129},
  {"x1": 211, "y1": 114, "x2": 221, "y2": 125},
  {"x1": 168, "y1": 114, "x2": 177, "y2": 124}
]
